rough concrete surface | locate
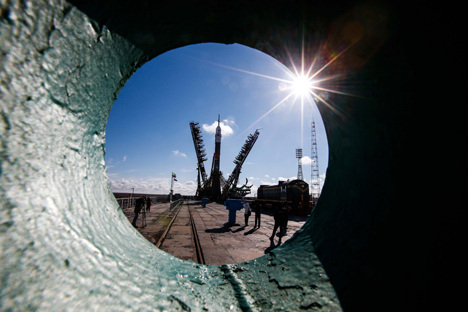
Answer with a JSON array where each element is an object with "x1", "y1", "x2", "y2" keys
[
  {"x1": 1, "y1": 0, "x2": 458, "y2": 311},
  {"x1": 125, "y1": 201, "x2": 309, "y2": 266}
]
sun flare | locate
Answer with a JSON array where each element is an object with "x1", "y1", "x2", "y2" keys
[
  {"x1": 292, "y1": 74, "x2": 314, "y2": 97},
  {"x1": 202, "y1": 38, "x2": 359, "y2": 141}
]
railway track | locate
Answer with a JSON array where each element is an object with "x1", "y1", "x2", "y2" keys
[
  {"x1": 154, "y1": 204, "x2": 184, "y2": 248},
  {"x1": 139, "y1": 202, "x2": 205, "y2": 264},
  {"x1": 188, "y1": 205, "x2": 205, "y2": 264},
  {"x1": 124, "y1": 203, "x2": 183, "y2": 247}
]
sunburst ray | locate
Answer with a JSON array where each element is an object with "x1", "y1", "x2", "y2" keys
[
  {"x1": 311, "y1": 86, "x2": 366, "y2": 98},
  {"x1": 235, "y1": 91, "x2": 295, "y2": 139}
]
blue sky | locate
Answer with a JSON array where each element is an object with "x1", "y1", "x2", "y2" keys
[{"x1": 105, "y1": 43, "x2": 328, "y2": 196}]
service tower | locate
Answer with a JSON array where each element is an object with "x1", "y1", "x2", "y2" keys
[{"x1": 210, "y1": 115, "x2": 222, "y2": 200}]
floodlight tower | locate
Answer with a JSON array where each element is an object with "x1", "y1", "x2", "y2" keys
[
  {"x1": 296, "y1": 148, "x2": 303, "y2": 181},
  {"x1": 311, "y1": 119, "x2": 321, "y2": 204}
]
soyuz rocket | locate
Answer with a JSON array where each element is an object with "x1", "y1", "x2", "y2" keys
[
  {"x1": 214, "y1": 114, "x2": 222, "y2": 173},
  {"x1": 210, "y1": 114, "x2": 222, "y2": 199}
]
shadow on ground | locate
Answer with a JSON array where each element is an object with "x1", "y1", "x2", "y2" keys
[{"x1": 264, "y1": 240, "x2": 282, "y2": 253}]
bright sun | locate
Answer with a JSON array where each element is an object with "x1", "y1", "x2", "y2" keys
[
  {"x1": 211, "y1": 39, "x2": 355, "y2": 140},
  {"x1": 292, "y1": 74, "x2": 313, "y2": 97}
]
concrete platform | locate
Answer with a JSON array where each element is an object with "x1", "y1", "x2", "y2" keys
[
  {"x1": 191, "y1": 202, "x2": 308, "y2": 265},
  {"x1": 124, "y1": 201, "x2": 309, "y2": 265}
]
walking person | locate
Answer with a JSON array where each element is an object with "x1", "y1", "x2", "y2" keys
[
  {"x1": 270, "y1": 202, "x2": 287, "y2": 244},
  {"x1": 254, "y1": 201, "x2": 261, "y2": 228},
  {"x1": 132, "y1": 196, "x2": 144, "y2": 227},
  {"x1": 243, "y1": 200, "x2": 251, "y2": 226}
]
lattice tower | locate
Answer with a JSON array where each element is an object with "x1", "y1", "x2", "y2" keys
[
  {"x1": 189, "y1": 122, "x2": 208, "y2": 196},
  {"x1": 311, "y1": 119, "x2": 321, "y2": 204},
  {"x1": 296, "y1": 148, "x2": 303, "y2": 181}
]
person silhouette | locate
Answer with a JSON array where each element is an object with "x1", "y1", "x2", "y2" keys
[
  {"x1": 253, "y1": 201, "x2": 261, "y2": 228},
  {"x1": 243, "y1": 200, "x2": 251, "y2": 226},
  {"x1": 132, "y1": 196, "x2": 145, "y2": 227}
]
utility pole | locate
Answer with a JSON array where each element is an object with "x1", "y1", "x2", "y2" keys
[
  {"x1": 170, "y1": 172, "x2": 175, "y2": 202},
  {"x1": 130, "y1": 187, "x2": 134, "y2": 208}
]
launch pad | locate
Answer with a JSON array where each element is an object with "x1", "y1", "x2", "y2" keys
[{"x1": 190, "y1": 116, "x2": 260, "y2": 201}]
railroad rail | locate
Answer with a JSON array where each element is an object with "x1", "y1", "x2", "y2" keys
[
  {"x1": 189, "y1": 205, "x2": 205, "y2": 264},
  {"x1": 153, "y1": 202, "x2": 205, "y2": 264},
  {"x1": 126, "y1": 200, "x2": 206, "y2": 264},
  {"x1": 154, "y1": 202, "x2": 184, "y2": 248}
]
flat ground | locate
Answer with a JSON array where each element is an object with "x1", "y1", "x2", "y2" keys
[{"x1": 123, "y1": 201, "x2": 309, "y2": 265}]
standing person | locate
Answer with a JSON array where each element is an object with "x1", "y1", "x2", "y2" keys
[
  {"x1": 243, "y1": 200, "x2": 251, "y2": 226},
  {"x1": 254, "y1": 201, "x2": 261, "y2": 228},
  {"x1": 141, "y1": 196, "x2": 146, "y2": 211},
  {"x1": 132, "y1": 196, "x2": 144, "y2": 227},
  {"x1": 282, "y1": 201, "x2": 291, "y2": 236},
  {"x1": 146, "y1": 196, "x2": 152, "y2": 213}
]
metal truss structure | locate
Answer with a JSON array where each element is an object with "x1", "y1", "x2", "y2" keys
[
  {"x1": 223, "y1": 129, "x2": 260, "y2": 198},
  {"x1": 190, "y1": 121, "x2": 260, "y2": 200},
  {"x1": 189, "y1": 122, "x2": 208, "y2": 197},
  {"x1": 296, "y1": 148, "x2": 303, "y2": 181},
  {"x1": 311, "y1": 119, "x2": 321, "y2": 204}
]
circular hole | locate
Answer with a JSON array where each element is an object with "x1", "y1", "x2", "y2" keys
[{"x1": 105, "y1": 43, "x2": 328, "y2": 264}]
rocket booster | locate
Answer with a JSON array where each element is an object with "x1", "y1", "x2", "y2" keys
[
  {"x1": 210, "y1": 114, "x2": 222, "y2": 200},
  {"x1": 214, "y1": 114, "x2": 221, "y2": 172}
]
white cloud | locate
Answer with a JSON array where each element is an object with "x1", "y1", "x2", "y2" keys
[
  {"x1": 223, "y1": 119, "x2": 236, "y2": 126},
  {"x1": 123, "y1": 156, "x2": 127, "y2": 162},
  {"x1": 250, "y1": 186, "x2": 258, "y2": 197},
  {"x1": 203, "y1": 119, "x2": 235, "y2": 136},
  {"x1": 272, "y1": 178, "x2": 276, "y2": 181},
  {"x1": 109, "y1": 177, "x2": 197, "y2": 195},
  {"x1": 300, "y1": 156, "x2": 314, "y2": 165},
  {"x1": 265, "y1": 175, "x2": 270, "y2": 178},
  {"x1": 172, "y1": 150, "x2": 187, "y2": 157},
  {"x1": 260, "y1": 181, "x2": 275, "y2": 185}
]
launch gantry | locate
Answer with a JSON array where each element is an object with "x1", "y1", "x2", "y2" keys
[
  {"x1": 189, "y1": 121, "x2": 209, "y2": 197},
  {"x1": 223, "y1": 129, "x2": 260, "y2": 198},
  {"x1": 189, "y1": 117, "x2": 260, "y2": 201}
]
